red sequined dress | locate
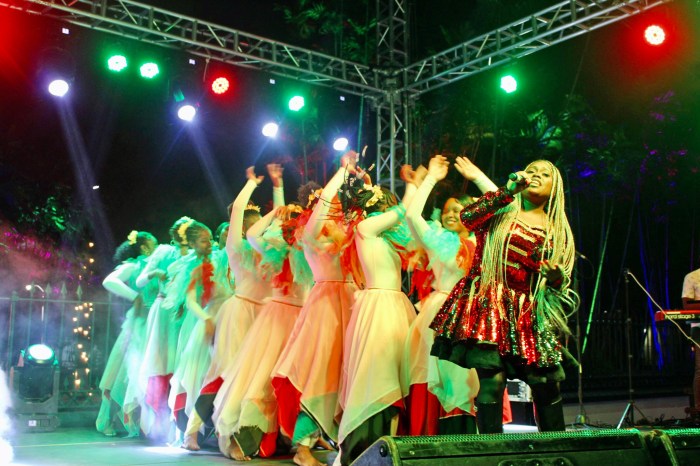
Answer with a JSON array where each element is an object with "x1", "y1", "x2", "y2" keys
[{"x1": 430, "y1": 187, "x2": 569, "y2": 372}]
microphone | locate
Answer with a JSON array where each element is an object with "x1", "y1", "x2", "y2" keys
[
  {"x1": 575, "y1": 251, "x2": 588, "y2": 260},
  {"x1": 508, "y1": 173, "x2": 529, "y2": 185}
]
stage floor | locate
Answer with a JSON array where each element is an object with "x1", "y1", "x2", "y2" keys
[
  {"x1": 8, "y1": 427, "x2": 334, "y2": 465},
  {"x1": 5, "y1": 396, "x2": 692, "y2": 465}
]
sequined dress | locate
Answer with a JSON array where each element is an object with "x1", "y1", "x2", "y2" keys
[{"x1": 430, "y1": 187, "x2": 569, "y2": 373}]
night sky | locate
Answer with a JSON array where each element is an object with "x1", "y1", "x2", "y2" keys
[{"x1": 1, "y1": 0, "x2": 699, "y2": 306}]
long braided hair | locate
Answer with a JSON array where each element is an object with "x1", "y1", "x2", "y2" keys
[{"x1": 479, "y1": 160, "x2": 578, "y2": 334}]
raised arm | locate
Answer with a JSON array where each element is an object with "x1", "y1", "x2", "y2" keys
[
  {"x1": 268, "y1": 163, "x2": 285, "y2": 208},
  {"x1": 454, "y1": 156, "x2": 498, "y2": 193},
  {"x1": 103, "y1": 262, "x2": 140, "y2": 301},
  {"x1": 459, "y1": 168, "x2": 529, "y2": 231},
  {"x1": 302, "y1": 153, "x2": 353, "y2": 246},
  {"x1": 406, "y1": 155, "x2": 450, "y2": 249},
  {"x1": 246, "y1": 207, "x2": 279, "y2": 253},
  {"x1": 357, "y1": 164, "x2": 418, "y2": 238},
  {"x1": 226, "y1": 167, "x2": 263, "y2": 257}
]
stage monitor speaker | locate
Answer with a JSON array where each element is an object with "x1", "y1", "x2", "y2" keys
[
  {"x1": 644, "y1": 428, "x2": 700, "y2": 466},
  {"x1": 351, "y1": 430, "x2": 655, "y2": 466}
]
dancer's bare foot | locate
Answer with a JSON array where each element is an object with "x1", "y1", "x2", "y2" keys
[
  {"x1": 181, "y1": 433, "x2": 200, "y2": 451},
  {"x1": 314, "y1": 436, "x2": 336, "y2": 451},
  {"x1": 294, "y1": 445, "x2": 324, "y2": 466},
  {"x1": 229, "y1": 441, "x2": 251, "y2": 461}
]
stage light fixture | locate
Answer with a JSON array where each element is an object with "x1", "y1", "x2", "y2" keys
[
  {"x1": 333, "y1": 137, "x2": 349, "y2": 151},
  {"x1": 500, "y1": 75, "x2": 517, "y2": 94},
  {"x1": 211, "y1": 76, "x2": 230, "y2": 95},
  {"x1": 139, "y1": 62, "x2": 160, "y2": 79},
  {"x1": 25, "y1": 344, "x2": 55, "y2": 366},
  {"x1": 177, "y1": 104, "x2": 197, "y2": 122},
  {"x1": 10, "y1": 344, "x2": 60, "y2": 432},
  {"x1": 262, "y1": 122, "x2": 279, "y2": 138},
  {"x1": 47, "y1": 79, "x2": 69, "y2": 97},
  {"x1": 288, "y1": 95, "x2": 305, "y2": 112},
  {"x1": 107, "y1": 55, "x2": 128, "y2": 72},
  {"x1": 644, "y1": 25, "x2": 665, "y2": 46}
]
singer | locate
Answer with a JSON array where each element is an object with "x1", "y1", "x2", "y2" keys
[{"x1": 430, "y1": 159, "x2": 579, "y2": 434}]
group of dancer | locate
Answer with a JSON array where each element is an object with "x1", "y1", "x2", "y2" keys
[{"x1": 97, "y1": 150, "x2": 578, "y2": 465}]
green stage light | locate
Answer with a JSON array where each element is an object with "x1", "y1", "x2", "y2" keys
[
  {"x1": 288, "y1": 95, "x2": 305, "y2": 111},
  {"x1": 107, "y1": 55, "x2": 127, "y2": 72},
  {"x1": 140, "y1": 62, "x2": 160, "y2": 79},
  {"x1": 500, "y1": 75, "x2": 517, "y2": 94}
]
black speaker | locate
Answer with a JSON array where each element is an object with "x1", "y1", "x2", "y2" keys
[
  {"x1": 645, "y1": 428, "x2": 700, "y2": 466},
  {"x1": 351, "y1": 430, "x2": 655, "y2": 466}
]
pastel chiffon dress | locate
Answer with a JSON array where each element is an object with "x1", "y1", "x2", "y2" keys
[
  {"x1": 97, "y1": 256, "x2": 154, "y2": 436},
  {"x1": 213, "y1": 223, "x2": 311, "y2": 458},
  {"x1": 136, "y1": 244, "x2": 185, "y2": 435},
  {"x1": 272, "y1": 242, "x2": 356, "y2": 443},
  {"x1": 337, "y1": 209, "x2": 416, "y2": 465}
]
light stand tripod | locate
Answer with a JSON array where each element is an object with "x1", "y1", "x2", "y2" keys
[{"x1": 616, "y1": 269, "x2": 649, "y2": 428}]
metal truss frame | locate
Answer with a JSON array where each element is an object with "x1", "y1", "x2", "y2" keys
[
  {"x1": 399, "y1": 0, "x2": 673, "y2": 97},
  {"x1": 0, "y1": 0, "x2": 674, "y2": 186},
  {"x1": 374, "y1": 0, "x2": 410, "y2": 190},
  {"x1": 0, "y1": 0, "x2": 385, "y2": 99}
]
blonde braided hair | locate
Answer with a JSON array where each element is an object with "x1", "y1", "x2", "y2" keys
[{"x1": 479, "y1": 160, "x2": 578, "y2": 335}]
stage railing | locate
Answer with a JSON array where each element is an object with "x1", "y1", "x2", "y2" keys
[{"x1": 0, "y1": 285, "x2": 128, "y2": 409}]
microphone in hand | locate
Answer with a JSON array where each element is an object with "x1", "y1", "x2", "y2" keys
[{"x1": 508, "y1": 173, "x2": 529, "y2": 185}]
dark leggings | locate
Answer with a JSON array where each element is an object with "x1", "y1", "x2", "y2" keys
[{"x1": 475, "y1": 368, "x2": 561, "y2": 405}]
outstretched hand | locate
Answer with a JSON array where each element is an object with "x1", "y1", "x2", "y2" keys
[
  {"x1": 341, "y1": 150, "x2": 359, "y2": 170},
  {"x1": 246, "y1": 166, "x2": 264, "y2": 185},
  {"x1": 400, "y1": 164, "x2": 427, "y2": 186},
  {"x1": 454, "y1": 156, "x2": 488, "y2": 182},
  {"x1": 428, "y1": 155, "x2": 450, "y2": 181},
  {"x1": 267, "y1": 163, "x2": 284, "y2": 187}
]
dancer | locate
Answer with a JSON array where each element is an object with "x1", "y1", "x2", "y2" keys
[
  {"x1": 335, "y1": 165, "x2": 417, "y2": 465},
  {"x1": 272, "y1": 153, "x2": 359, "y2": 466},
  {"x1": 213, "y1": 166, "x2": 313, "y2": 461},
  {"x1": 402, "y1": 155, "x2": 498, "y2": 435},
  {"x1": 431, "y1": 159, "x2": 579, "y2": 433},
  {"x1": 97, "y1": 230, "x2": 158, "y2": 437},
  {"x1": 181, "y1": 168, "x2": 268, "y2": 451},
  {"x1": 168, "y1": 221, "x2": 227, "y2": 434},
  {"x1": 137, "y1": 217, "x2": 194, "y2": 440}
]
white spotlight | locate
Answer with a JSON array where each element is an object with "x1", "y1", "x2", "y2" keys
[
  {"x1": 262, "y1": 122, "x2": 279, "y2": 138},
  {"x1": 333, "y1": 137, "x2": 349, "y2": 151},
  {"x1": 47, "y1": 79, "x2": 69, "y2": 97},
  {"x1": 177, "y1": 104, "x2": 197, "y2": 122}
]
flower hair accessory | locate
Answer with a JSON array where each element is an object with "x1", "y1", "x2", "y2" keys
[
  {"x1": 127, "y1": 230, "x2": 138, "y2": 245},
  {"x1": 287, "y1": 204, "x2": 304, "y2": 215},
  {"x1": 177, "y1": 217, "x2": 194, "y2": 245},
  {"x1": 245, "y1": 203, "x2": 261, "y2": 212},
  {"x1": 307, "y1": 188, "x2": 323, "y2": 208},
  {"x1": 364, "y1": 184, "x2": 384, "y2": 207}
]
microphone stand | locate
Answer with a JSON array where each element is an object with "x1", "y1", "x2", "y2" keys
[
  {"x1": 616, "y1": 269, "x2": 648, "y2": 428},
  {"x1": 573, "y1": 260, "x2": 588, "y2": 426}
]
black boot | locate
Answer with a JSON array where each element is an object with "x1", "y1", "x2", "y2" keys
[
  {"x1": 476, "y1": 402, "x2": 504, "y2": 434},
  {"x1": 534, "y1": 399, "x2": 565, "y2": 432}
]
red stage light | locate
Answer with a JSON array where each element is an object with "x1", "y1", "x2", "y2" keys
[
  {"x1": 644, "y1": 25, "x2": 665, "y2": 46},
  {"x1": 211, "y1": 76, "x2": 230, "y2": 95}
]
